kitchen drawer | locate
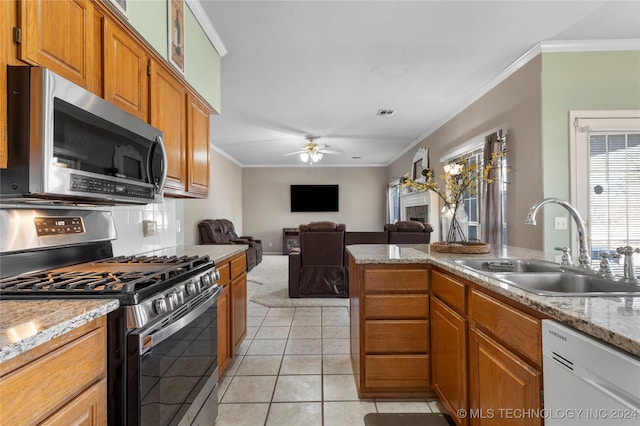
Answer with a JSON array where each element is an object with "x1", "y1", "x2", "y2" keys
[
  {"x1": 217, "y1": 261, "x2": 230, "y2": 286},
  {"x1": 364, "y1": 294, "x2": 428, "y2": 320},
  {"x1": 469, "y1": 288, "x2": 542, "y2": 365},
  {"x1": 230, "y1": 252, "x2": 247, "y2": 278},
  {"x1": 364, "y1": 269, "x2": 429, "y2": 293},
  {"x1": 364, "y1": 320, "x2": 429, "y2": 354},
  {"x1": 0, "y1": 319, "x2": 106, "y2": 426},
  {"x1": 365, "y1": 355, "x2": 430, "y2": 390},
  {"x1": 431, "y1": 269, "x2": 466, "y2": 315}
]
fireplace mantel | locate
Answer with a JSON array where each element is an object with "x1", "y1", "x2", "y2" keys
[{"x1": 399, "y1": 190, "x2": 440, "y2": 242}]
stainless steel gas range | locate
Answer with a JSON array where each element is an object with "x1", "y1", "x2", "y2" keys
[{"x1": 0, "y1": 207, "x2": 221, "y2": 426}]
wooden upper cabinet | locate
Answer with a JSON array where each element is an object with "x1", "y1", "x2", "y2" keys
[
  {"x1": 187, "y1": 94, "x2": 210, "y2": 196},
  {"x1": 1, "y1": 0, "x2": 17, "y2": 169},
  {"x1": 103, "y1": 19, "x2": 148, "y2": 120},
  {"x1": 18, "y1": 0, "x2": 94, "y2": 90},
  {"x1": 150, "y1": 60, "x2": 187, "y2": 193}
]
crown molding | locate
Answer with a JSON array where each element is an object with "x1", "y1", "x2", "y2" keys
[
  {"x1": 242, "y1": 163, "x2": 388, "y2": 168},
  {"x1": 541, "y1": 38, "x2": 640, "y2": 52},
  {"x1": 387, "y1": 38, "x2": 640, "y2": 167},
  {"x1": 211, "y1": 144, "x2": 243, "y2": 166},
  {"x1": 186, "y1": 0, "x2": 228, "y2": 57}
]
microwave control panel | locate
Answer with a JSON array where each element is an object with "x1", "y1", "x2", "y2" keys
[
  {"x1": 35, "y1": 216, "x2": 85, "y2": 236},
  {"x1": 70, "y1": 174, "x2": 154, "y2": 200}
]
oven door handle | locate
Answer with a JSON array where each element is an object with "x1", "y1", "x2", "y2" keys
[{"x1": 138, "y1": 288, "x2": 219, "y2": 355}]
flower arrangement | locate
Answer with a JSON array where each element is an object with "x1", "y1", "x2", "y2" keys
[{"x1": 402, "y1": 150, "x2": 505, "y2": 245}]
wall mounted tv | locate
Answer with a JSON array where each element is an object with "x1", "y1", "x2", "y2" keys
[{"x1": 290, "y1": 185, "x2": 339, "y2": 212}]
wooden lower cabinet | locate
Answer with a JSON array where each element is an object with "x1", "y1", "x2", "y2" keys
[
  {"x1": 431, "y1": 296, "x2": 468, "y2": 426},
  {"x1": 231, "y1": 272, "x2": 247, "y2": 353},
  {"x1": 0, "y1": 317, "x2": 107, "y2": 426},
  {"x1": 468, "y1": 327, "x2": 542, "y2": 426},
  {"x1": 217, "y1": 251, "x2": 248, "y2": 376},
  {"x1": 217, "y1": 284, "x2": 231, "y2": 377},
  {"x1": 430, "y1": 267, "x2": 544, "y2": 426},
  {"x1": 41, "y1": 379, "x2": 107, "y2": 426},
  {"x1": 349, "y1": 256, "x2": 431, "y2": 398}
]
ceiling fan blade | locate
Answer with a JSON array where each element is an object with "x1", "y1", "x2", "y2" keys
[
  {"x1": 283, "y1": 150, "x2": 306, "y2": 156},
  {"x1": 318, "y1": 149, "x2": 341, "y2": 155}
]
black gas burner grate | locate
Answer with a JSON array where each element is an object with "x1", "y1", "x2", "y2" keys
[
  {"x1": 96, "y1": 255, "x2": 204, "y2": 266},
  {"x1": 0, "y1": 255, "x2": 211, "y2": 295}
]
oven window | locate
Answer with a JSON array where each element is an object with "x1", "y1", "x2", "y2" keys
[
  {"x1": 53, "y1": 98, "x2": 150, "y2": 182},
  {"x1": 138, "y1": 304, "x2": 218, "y2": 425}
]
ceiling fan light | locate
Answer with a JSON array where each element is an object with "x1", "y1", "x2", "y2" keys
[
  {"x1": 310, "y1": 152, "x2": 322, "y2": 162},
  {"x1": 300, "y1": 152, "x2": 310, "y2": 162}
]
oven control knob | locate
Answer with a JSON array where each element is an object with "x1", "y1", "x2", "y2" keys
[
  {"x1": 186, "y1": 282, "x2": 198, "y2": 295},
  {"x1": 167, "y1": 291, "x2": 179, "y2": 308},
  {"x1": 201, "y1": 273, "x2": 211, "y2": 288},
  {"x1": 212, "y1": 269, "x2": 221, "y2": 282},
  {"x1": 154, "y1": 298, "x2": 167, "y2": 314}
]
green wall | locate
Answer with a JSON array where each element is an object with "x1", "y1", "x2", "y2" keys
[
  {"x1": 126, "y1": 0, "x2": 221, "y2": 111},
  {"x1": 540, "y1": 50, "x2": 640, "y2": 252}
]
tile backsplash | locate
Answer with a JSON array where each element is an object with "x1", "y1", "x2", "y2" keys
[{"x1": 110, "y1": 198, "x2": 180, "y2": 256}]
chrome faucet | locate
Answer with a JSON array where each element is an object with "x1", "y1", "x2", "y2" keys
[
  {"x1": 525, "y1": 198, "x2": 591, "y2": 269},
  {"x1": 616, "y1": 246, "x2": 640, "y2": 283}
]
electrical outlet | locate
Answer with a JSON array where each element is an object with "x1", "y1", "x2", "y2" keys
[
  {"x1": 554, "y1": 217, "x2": 568, "y2": 230},
  {"x1": 143, "y1": 220, "x2": 156, "y2": 237},
  {"x1": 268, "y1": 242, "x2": 273, "y2": 247}
]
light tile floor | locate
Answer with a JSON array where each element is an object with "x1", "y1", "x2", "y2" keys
[{"x1": 216, "y1": 290, "x2": 444, "y2": 426}]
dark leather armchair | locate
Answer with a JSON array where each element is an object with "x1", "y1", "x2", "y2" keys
[
  {"x1": 289, "y1": 221, "x2": 347, "y2": 298},
  {"x1": 197, "y1": 219, "x2": 262, "y2": 271},
  {"x1": 384, "y1": 220, "x2": 433, "y2": 244},
  {"x1": 217, "y1": 219, "x2": 263, "y2": 265}
]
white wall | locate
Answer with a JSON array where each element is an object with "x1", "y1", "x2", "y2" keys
[
  {"x1": 182, "y1": 147, "x2": 244, "y2": 245},
  {"x1": 242, "y1": 166, "x2": 388, "y2": 254}
]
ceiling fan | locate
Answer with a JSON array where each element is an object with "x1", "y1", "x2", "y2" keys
[{"x1": 283, "y1": 137, "x2": 341, "y2": 163}]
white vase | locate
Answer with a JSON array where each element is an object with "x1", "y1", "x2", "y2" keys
[{"x1": 440, "y1": 204, "x2": 468, "y2": 244}]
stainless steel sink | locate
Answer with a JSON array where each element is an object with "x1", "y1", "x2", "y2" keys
[
  {"x1": 493, "y1": 272, "x2": 640, "y2": 296},
  {"x1": 453, "y1": 258, "x2": 563, "y2": 273}
]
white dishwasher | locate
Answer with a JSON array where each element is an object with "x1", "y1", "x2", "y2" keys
[{"x1": 542, "y1": 320, "x2": 640, "y2": 425}]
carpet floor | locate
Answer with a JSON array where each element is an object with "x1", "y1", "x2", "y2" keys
[{"x1": 248, "y1": 255, "x2": 349, "y2": 308}]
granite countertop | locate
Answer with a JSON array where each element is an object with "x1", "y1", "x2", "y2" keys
[
  {"x1": 0, "y1": 299, "x2": 119, "y2": 363},
  {"x1": 140, "y1": 244, "x2": 248, "y2": 264},
  {"x1": 346, "y1": 244, "x2": 640, "y2": 358}
]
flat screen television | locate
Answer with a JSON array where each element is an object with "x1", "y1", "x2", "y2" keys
[{"x1": 290, "y1": 184, "x2": 339, "y2": 212}]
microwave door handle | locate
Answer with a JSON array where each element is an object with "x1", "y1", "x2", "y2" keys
[
  {"x1": 137, "y1": 289, "x2": 218, "y2": 355},
  {"x1": 155, "y1": 135, "x2": 168, "y2": 193}
]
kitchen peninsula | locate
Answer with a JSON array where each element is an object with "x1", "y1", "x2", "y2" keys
[
  {"x1": 347, "y1": 244, "x2": 640, "y2": 357},
  {"x1": 347, "y1": 243, "x2": 640, "y2": 426}
]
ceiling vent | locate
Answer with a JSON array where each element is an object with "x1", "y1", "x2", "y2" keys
[{"x1": 377, "y1": 109, "x2": 395, "y2": 116}]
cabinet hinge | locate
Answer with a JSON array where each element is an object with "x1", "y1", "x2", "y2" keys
[{"x1": 13, "y1": 27, "x2": 22, "y2": 44}]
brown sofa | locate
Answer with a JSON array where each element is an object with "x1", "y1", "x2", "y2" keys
[
  {"x1": 197, "y1": 219, "x2": 263, "y2": 271},
  {"x1": 384, "y1": 220, "x2": 434, "y2": 244},
  {"x1": 289, "y1": 221, "x2": 347, "y2": 298}
]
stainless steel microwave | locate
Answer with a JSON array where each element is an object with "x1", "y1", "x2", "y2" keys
[{"x1": 1, "y1": 66, "x2": 167, "y2": 205}]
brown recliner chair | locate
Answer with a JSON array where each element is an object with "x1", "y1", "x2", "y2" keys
[
  {"x1": 385, "y1": 220, "x2": 434, "y2": 244},
  {"x1": 197, "y1": 219, "x2": 259, "y2": 271},
  {"x1": 217, "y1": 219, "x2": 263, "y2": 265},
  {"x1": 289, "y1": 221, "x2": 347, "y2": 298}
]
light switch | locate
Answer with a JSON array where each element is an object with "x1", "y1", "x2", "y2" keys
[
  {"x1": 554, "y1": 217, "x2": 568, "y2": 230},
  {"x1": 143, "y1": 220, "x2": 157, "y2": 237}
]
